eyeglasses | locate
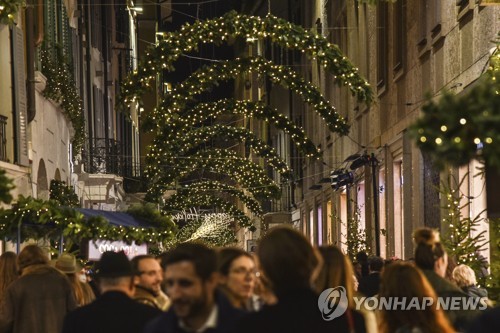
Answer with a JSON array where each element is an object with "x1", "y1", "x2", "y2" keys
[{"x1": 229, "y1": 267, "x2": 260, "y2": 277}]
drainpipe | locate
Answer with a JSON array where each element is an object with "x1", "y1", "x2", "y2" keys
[{"x1": 26, "y1": 0, "x2": 36, "y2": 122}]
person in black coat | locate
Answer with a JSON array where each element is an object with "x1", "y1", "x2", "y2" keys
[
  {"x1": 358, "y1": 256, "x2": 384, "y2": 297},
  {"x1": 62, "y1": 251, "x2": 162, "y2": 333},
  {"x1": 144, "y1": 243, "x2": 246, "y2": 333}
]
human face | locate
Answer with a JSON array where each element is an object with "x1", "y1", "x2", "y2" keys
[
  {"x1": 135, "y1": 258, "x2": 163, "y2": 295},
  {"x1": 222, "y1": 255, "x2": 256, "y2": 301},
  {"x1": 164, "y1": 261, "x2": 216, "y2": 321},
  {"x1": 435, "y1": 252, "x2": 448, "y2": 278}
]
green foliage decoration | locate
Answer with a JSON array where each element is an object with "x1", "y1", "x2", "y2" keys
[
  {"x1": 168, "y1": 180, "x2": 263, "y2": 216},
  {"x1": 0, "y1": 0, "x2": 23, "y2": 25},
  {"x1": 40, "y1": 46, "x2": 85, "y2": 152},
  {"x1": 0, "y1": 196, "x2": 176, "y2": 246},
  {"x1": 0, "y1": 169, "x2": 14, "y2": 204},
  {"x1": 439, "y1": 175, "x2": 491, "y2": 286},
  {"x1": 153, "y1": 98, "x2": 320, "y2": 158},
  {"x1": 122, "y1": 11, "x2": 373, "y2": 229},
  {"x1": 409, "y1": 41, "x2": 500, "y2": 170},
  {"x1": 120, "y1": 11, "x2": 372, "y2": 106},
  {"x1": 49, "y1": 180, "x2": 79, "y2": 207}
]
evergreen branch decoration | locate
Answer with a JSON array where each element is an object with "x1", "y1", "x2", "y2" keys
[
  {"x1": 0, "y1": 196, "x2": 176, "y2": 245},
  {"x1": 409, "y1": 41, "x2": 500, "y2": 170},
  {"x1": 155, "y1": 57, "x2": 349, "y2": 135},
  {"x1": 157, "y1": 99, "x2": 320, "y2": 157},
  {"x1": 0, "y1": 169, "x2": 14, "y2": 204},
  {"x1": 440, "y1": 175, "x2": 489, "y2": 283},
  {"x1": 120, "y1": 11, "x2": 372, "y2": 106},
  {"x1": 173, "y1": 180, "x2": 263, "y2": 216},
  {"x1": 49, "y1": 180, "x2": 79, "y2": 207},
  {"x1": 146, "y1": 148, "x2": 281, "y2": 201},
  {"x1": 40, "y1": 47, "x2": 86, "y2": 152},
  {"x1": 0, "y1": 0, "x2": 24, "y2": 25},
  {"x1": 159, "y1": 124, "x2": 292, "y2": 178},
  {"x1": 121, "y1": 11, "x2": 373, "y2": 225}
]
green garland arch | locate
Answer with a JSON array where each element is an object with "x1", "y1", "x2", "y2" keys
[
  {"x1": 147, "y1": 148, "x2": 281, "y2": 201},
  {"x1": 121, "y1": 11, "x2": 372, "y2": 104},
  {"x1": 153, "y1": 98, "x2": 320, "y2": 157},
  {"x1": 153, "y1": 56, "x2": 349, "y2": 135},
  {"x1": 157, "y1": 124, "x2": 292, "y2": 177},
  {"x1": 171, "y1": 180, "x2": 263, "y2": 216}
]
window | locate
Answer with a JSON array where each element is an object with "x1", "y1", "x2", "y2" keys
[
  {"x1": 377, "y1": 2, "x2": 388, "y2": 89},
  {"x1": 393, "y1": 0, "x2": 406, "y2": 73},
  {"x1": 309, "y1": 209, "x2": 315, "y2": 244},
  {"x1": 317, "y1": 205, "x2": 323, "y2": 246}
]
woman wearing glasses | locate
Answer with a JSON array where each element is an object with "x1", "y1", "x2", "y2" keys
[{"x1": 217, "y1": 247, "x2": 257, "y2": 311}]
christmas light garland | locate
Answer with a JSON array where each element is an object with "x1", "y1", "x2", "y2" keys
[
  {"x1": 410, "y1": 43, "x2": 500, "y2": 169},
  {"x1": 40, "y1": 47, "x2": 86, "y2": 152},
  {"x1": 122, "y1": 11, "x2": 373, "y2": 228},
  {"x1": 120, "y1": 11, "x2": 372, "y2": 106},
  {"x1": 0, "y1": 0, "x2": 23, "y2": 25},
  {"x1": 0, "y1": 196, "x2": 176, "y2": 245},
  {"x1": 168, "y1": 180, "x2": 263, "y2": 216}
]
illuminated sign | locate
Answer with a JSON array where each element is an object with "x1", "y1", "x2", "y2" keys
[{"x1": 88, "y1": 240, "x2": 148, "y2": 260}]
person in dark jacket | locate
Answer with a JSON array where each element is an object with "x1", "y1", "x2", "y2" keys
[
  {"x1": 144, "y1": 243, "x2": 245, "y2": 333},
  {"x1": 234, "y1": 226, "x2": 366, "y2": 333},
  {"x1": 358, "y1": 256, "x2": 384, "y2": 297},
  {"x1": 62, "y1": 251, "x2": 161, "y2": 333}
]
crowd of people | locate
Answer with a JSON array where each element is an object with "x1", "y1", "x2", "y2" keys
[{"x1": 0, "y1": 226, "x2": 497, "y2": 333}]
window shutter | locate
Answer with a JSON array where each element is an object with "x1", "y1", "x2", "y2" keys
[{"x1": 11, "y1": 26, "x2": 30, "y2": 166}]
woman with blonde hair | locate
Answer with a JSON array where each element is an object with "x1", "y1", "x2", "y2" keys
[
  {"x1": 55, "y1": 253, "x2": 95, "y2": 306},
  {"x1": 379, "y1": 262, "x2": 455, "y2": 333},
  {"x1": 0, "y1": 252, "x2": 18, "y2": 301}
]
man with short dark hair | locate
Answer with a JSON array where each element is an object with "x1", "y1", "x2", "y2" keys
[
  {"x1": 62, "y1": 251, "x2": 161, "y2": 333},
  {"x1": 131, "y1": 255, "x2": 165, "y2": 309},
  {"x1": 144, "y1": 243, "x2": 244, "y2": 333}
]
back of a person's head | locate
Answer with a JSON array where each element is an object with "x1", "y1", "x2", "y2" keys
[
  {"x1": 379, "y1": 262, "x2": 455, "y2": 333},
  {"x1": 452, "y1": 264, "x2": 477, "y2": 288},
  {"x1": 162, "y1": 242, "x2": 216, "y2": 281},
  {"x1": 17, "y1": 245, "x2": 49, "y2": 271},
  {"x1": 314, "y1": 246, "x2": 355, "y2": 306},
  {"x1": 258, "y1": 226, "x2": 318, "y2": 294},
  {"x1": 413, "y1": 228, "x2": 446, "y2": 270},
  {"x1": 369, "y1": 256, "x2": 384, "y2": 272},
  {"x1": 217, "y1": 247, "x2": 252, "y2": 276}
]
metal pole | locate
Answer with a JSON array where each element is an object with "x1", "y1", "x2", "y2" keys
[{"x1": 371, "y1": 153, "x2": 381, "y2": 256}]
